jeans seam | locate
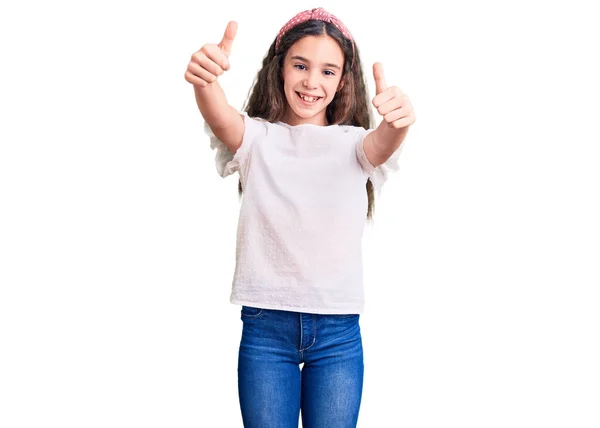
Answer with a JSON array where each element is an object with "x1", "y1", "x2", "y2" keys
[
  {"x1": 241, "y1": 308, "x2": 264, "y2": 318},
  {"x1": 299, "y1": 314, "x2": 316, "y2": 352}
]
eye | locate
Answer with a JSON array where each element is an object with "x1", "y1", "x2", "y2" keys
[
  {"x1": 294, "y1": 64, "x2": 307, "y2": 70},
  {"x1": 323, "y1": 70, "x2": 335, "y2": 76}
]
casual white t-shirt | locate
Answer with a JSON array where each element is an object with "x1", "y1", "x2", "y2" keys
[{"x1": 205, "y1": 112, "x2": 403, "y2": 314}]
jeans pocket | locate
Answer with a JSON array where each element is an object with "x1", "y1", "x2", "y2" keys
[{"x1": 241, "y1": 306, "x2": 264, "y2": 318}]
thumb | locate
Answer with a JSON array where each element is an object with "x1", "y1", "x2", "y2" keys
[
  {"x1": 373, "y1": 62, "x2": 387, "y2": 95},
  {"x1": 218, "y1": 21, "x2": 237, "y2": 57}
]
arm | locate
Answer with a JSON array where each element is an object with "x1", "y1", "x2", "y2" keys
[
  {"x1": 194, "y1": 82, "x2": 244, "y2": 153},
  {"x1": 363, "y1": 62, "x2": 416, "y2": 168},
  {"x1": 185, "y1": 21, "x2": 244, "y2": 153},
  {"x1": 363, "y1": 123, "x2": 409, "y2": 168}
]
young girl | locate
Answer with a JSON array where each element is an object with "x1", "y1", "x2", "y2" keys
[{"x1": 185, "y1": 7, "x2": 415, "y2": 427}]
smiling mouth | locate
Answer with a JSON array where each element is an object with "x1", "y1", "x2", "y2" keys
[{"x1": 296, "y1": 92, "x2": 322, "y2": 103}]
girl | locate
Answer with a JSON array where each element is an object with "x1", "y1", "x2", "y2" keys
[{"x1": 185, "y1": 7, "x2": 415, "y2": 428}]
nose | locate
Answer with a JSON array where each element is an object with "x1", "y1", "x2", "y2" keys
[{"x1": 303, "y1": 70, "x2": 319, "y2": 89}]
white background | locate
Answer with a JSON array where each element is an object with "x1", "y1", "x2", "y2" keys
[{"x1": 1, "y1": 0, "x2": 599, "y2": 426}]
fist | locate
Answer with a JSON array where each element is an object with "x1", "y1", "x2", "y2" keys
[
  {"x1": 184, "y1": 21, "x2": 237, "y2": 87},
  {"x1": 372, "y1": 62, "x2": 416, "y2": 129}
]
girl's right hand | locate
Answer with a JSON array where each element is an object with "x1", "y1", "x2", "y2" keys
[{"x1": 184, "y1": 21, "x2": 237, "y2": 87}]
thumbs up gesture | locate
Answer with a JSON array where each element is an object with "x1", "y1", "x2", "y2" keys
[
  {"x1": 185, "y1": 21, "x2": 237, "y2": 87},
  {"x1": 372, "y1": 62, "x2": 416, "y2": 129}
]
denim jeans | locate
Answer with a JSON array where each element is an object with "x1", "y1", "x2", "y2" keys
[{"x1": 237, "y1": 306, "x2": 364, "y2": 428}]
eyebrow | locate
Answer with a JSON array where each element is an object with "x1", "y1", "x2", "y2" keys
[{"x1": 290, "y1": 55, "x2": 341, "y2": 71}]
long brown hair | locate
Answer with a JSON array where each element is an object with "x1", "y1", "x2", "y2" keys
[{"x1": 240, "y1": 19, "x2": 376, "y2": 218}]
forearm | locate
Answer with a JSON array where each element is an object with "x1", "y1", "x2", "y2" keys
[
  {"x1": 372, "y1": 122, "x2": 408, "y2": 157},
  {"x1": 364, "y1": 123, "x2": 409, "y2": 167},
  {"x1": 194, "y1": 82, "x2": 238, "y2": 130}
]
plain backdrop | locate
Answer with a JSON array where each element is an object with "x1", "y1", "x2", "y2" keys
[{"x1": 1, "y1": 0, "x2": 599, "y2": 427}]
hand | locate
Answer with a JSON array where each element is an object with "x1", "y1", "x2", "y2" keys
[
  {"x1": 184, "y1": 21, "x2": 237, "y2": 87},
  {"x1": 372, "y1": 62, "x2": 416, "y2": 129}
]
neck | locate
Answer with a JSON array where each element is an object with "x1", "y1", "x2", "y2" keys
[{"x1": 282, "y1": 107, "x2": 328, "y2": 126}]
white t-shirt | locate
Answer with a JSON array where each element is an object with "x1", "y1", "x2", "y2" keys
[{"x1": 205, "y1": 112, "x2": 403, "y2": 314}]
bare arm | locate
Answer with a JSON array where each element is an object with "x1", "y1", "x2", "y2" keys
[
  {"x1": 363, "y1": 62, "x2": 416, "y2": 167},
  {"x1": 363, "y1": 124, "x2": 408, "y2": 168},
  {"x1": 194, "y1": 83, "x2": 244, "y2": 153},
  {"x1": 185, "y1": 21, "x2": 244, "y2": 153}
]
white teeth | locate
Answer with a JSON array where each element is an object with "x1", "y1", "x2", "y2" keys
[{"x1": 299, "y1": 93, "x2": 319, "y2": 102}]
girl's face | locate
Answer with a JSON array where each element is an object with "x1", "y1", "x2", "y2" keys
[{"x1": 281, "y1": 35, "x2": 345, "y2": 126}]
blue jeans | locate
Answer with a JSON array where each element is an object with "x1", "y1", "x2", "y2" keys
[{"x1": 237, "y1": 306, "x2": 364, "y2": 428}]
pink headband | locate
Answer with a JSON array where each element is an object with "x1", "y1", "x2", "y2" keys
[{"x1": 275, "y1": 7, "x2": 355, "y2": 67}]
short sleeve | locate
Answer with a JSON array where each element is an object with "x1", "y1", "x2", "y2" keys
[
  {"x1": 355, "y1": 127, "x2": 405, "y2": 194},
  {"x1": 203, "y1": 111, "x2": 266, "y2": 179}
]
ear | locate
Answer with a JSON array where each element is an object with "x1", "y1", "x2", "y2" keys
[{"x1": 337, "y1": 78, "x2": 345, "y2": 92}]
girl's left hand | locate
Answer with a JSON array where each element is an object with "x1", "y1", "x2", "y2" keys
[{"x1": 372, "y1": 62, "x2": 416, "y2": 129}]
